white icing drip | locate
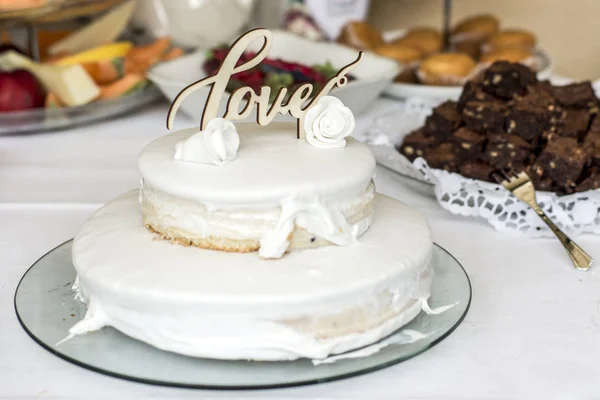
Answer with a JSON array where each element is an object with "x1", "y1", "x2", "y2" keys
[
  {"x1": 173, "y1": 118, "x2": 239, "y2": 166},
  {"x1": 421, "y1": 299, "x2": 459, "y2": 315},
  {"x1": 71, "y1": 275, "x2": 79, "y2": 291},
  {"x1": 57, "y1": 298, "x2": 108, "y2": 346},
  {"x1": 312, "y1": 329, "x2": 431, "y2": 365},
  {"x1": 304, "y1": 96, "x2": 355, "y2": 149},
  {"x1": 71, "y1": 276, "x2": 87, "y2": 304},
  {"x1": 259, "y1": 193, "x2": 362, "y2": 259},
  {"x1": 258, "y1": 210, "x2": 295, "y2": 259}
]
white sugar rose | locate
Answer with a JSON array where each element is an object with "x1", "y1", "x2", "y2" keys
[
  {"x1": 174, "y1": 118, "x2": 240, "y2": 166},
  {"x1": 304, "y1": 96, "x2": 355, "y2": 149}
]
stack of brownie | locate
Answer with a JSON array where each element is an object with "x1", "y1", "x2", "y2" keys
[{"x1": 398, "y1": 61, "x2": 600, "y2": 194}]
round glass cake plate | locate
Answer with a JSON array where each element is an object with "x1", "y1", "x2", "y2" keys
[
  {"x1": 0, "y1": 86, "x2": 162, "y2": 135},
  {"x1": 15, "y1": 240, "x2": 471, "y2": 389}
]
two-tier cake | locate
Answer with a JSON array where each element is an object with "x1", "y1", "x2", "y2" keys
[{"x1": 67, "y1": 29, "x2": 434, "y2": 361}]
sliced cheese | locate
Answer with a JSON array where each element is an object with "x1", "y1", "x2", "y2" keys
[
  {"x1": 0, "y1": 51, "x2": 100, "y2": 106},
  {"x1": 48, "y1": 0, "x2": 137, "y2": 56},
  {"x1": 55, "y1": 41, "x2": 133, "y2": 66}
]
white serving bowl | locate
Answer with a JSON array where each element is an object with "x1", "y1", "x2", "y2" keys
[
  {"x1": 381, "y1": 30, "x2": 554, "y2": 102},
  {"x1": 148, "y1": 30, "x2": 401, "y2": 124}
]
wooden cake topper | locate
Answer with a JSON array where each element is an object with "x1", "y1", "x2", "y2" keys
[{"x1": 166, "y1": 28, "x2": 363, "y2": 138}]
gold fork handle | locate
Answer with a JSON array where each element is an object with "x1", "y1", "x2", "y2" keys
[{"x1": 533, "y1": 206, "x2": 593, "y2": 271}]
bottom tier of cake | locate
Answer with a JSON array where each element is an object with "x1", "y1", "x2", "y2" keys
[{"x1": 69, "y1": 191, "x2": 433, "y2": 361}]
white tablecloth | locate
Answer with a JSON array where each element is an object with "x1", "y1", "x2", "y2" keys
[{"x1": 1, "y1": 104, "x2": 599, "y2": 399}]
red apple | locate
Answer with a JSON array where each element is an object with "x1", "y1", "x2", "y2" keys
[{"x1": 0, "y1": 69, "x2": 46, "y2": 112}]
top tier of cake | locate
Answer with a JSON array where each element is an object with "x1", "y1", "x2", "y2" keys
[
  {"x1": 139, "y1": 122, "x2": 375, "y2": 206},
  {"x1": 138, "y1": 122, "x2": 377, "y2": 258}
]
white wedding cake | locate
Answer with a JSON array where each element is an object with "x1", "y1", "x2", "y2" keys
[{"x1": 67, "y1": 29, "x2": 434, "y2": 361}]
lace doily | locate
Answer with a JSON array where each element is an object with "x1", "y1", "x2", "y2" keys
[
  {"x1": 413, "y1": 158, "x2": 600, "y2": 237},
  {"x1": 358, "y1": 96, "x2": 600, "y2": 237}
]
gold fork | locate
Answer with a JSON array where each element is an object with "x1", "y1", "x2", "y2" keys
[{"x1": 493, "y1": 170, "x2": 593, "y2": 271}]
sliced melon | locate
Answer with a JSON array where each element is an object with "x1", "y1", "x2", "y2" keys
[
  {"x1": 126, "y1": 37, "x2": 171, "y2": 65},
  {"x1": 82, "y1": 57, "x2": 126, "y2": 85},
  {"x1": 99, "y1": 73, "x2": 145, "y2": 100},
  {"x1": 55, "y1": 42, "x2": 133, "y2": 66}
]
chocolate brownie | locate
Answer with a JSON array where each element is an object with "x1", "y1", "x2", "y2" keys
[
  {"x1": 483, "y1": 133, "x2": 530, "y2": 170},
  {"x1": 535, "y1": 137, "x2": 587, "y2": 185},
  {"x1": 526, "y1": 89, "x2": 563, "y2": 126},
  {"x1": 398, "y1": 128, "x2": 436, "y2": 161},
  {"x1": 424, "y1": 100, "x2": 461, "y2": 137},
  {"x1": 552, "y1": 82, "x2": 598, "y2": 110},
  {"x1": 583, "y1": 131, "x2": 600, "y2": 167},
  {"x1": 481, "y1": 61, "x2": 537, "y2": 100},
  {"x1": 560, "y1": 109, "x2": 590, "y2": 139},
  {"x1": 588, "y1": 115, "x2": 600, "y2": 134},
  {"x1": 462, "y1": 101, "x2": 506, "y2": 134},
  {"x1": 424, "y1": 143, "x2": 459, "y2": 172},
  {"x1": 505, "y1": 98, "x2": 557, "y2": 142},
  {"x1": 575, "y1": 168, "x2": 600, "y2": 192},
  {"x1": 452, "y1": 127, "x2": 486, "y2": 159},
  {"x1": 521, "y1": 87, "x2": 557, "y2": 107},
  {"x1": 531, "y1": 80, "x2": 555, "y2": 96},
  {"x1": 457, "y1": 81, "x2": 494, "y2": 113},
  {"x1": 531, "y1": 175, "x2": 556, "y2": 192},
  {"x1": 401, "y1": 61, "x2": 600, "y2": 195},
  {"x1": 524, "y1": 164, "x2": 556, "y2": 192},
  {"x1": 459, "y1": 162, "x2": 496, "y2": 182}
]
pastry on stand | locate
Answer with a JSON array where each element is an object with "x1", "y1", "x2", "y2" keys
[{"x1": 334, "y1": 2, "x2": 545, "y2": 88}]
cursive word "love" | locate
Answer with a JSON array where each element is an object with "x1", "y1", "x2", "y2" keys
[{"x1": 166, "y1": 28, "x2": 363, "y2": 138}]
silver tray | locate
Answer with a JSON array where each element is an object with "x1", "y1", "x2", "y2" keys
[{"x1": 0, "y1": 86, "x2": 162, "y2": 135}]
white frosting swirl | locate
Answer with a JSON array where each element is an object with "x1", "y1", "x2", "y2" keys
[
  {"x1": 174, "y1": 118, "x2": 240, "y2": 166},
  {"x1": 304, "y1": 96, "x2": 355, "y2": 149}
]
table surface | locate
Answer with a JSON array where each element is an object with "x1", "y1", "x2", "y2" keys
[{"x1": 1, "y1": 104, "x2": 599, "y2": 400}]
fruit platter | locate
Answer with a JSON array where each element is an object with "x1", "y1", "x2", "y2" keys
[{"x1": 0, "y1": 0, "x2": 185, "y2": 134}]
